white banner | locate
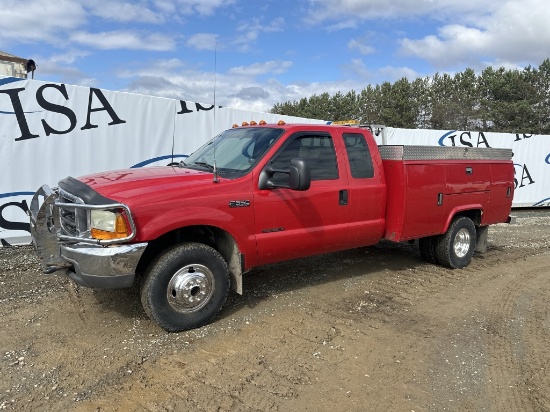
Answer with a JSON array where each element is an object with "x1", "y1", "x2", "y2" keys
[{"x1": 0, "y1": 76, "x2": 323, "y2": 246}]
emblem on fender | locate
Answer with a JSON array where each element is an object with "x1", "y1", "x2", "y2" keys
[{"x1": 229, "y1": 200, "x2": 250, "y2": 208}]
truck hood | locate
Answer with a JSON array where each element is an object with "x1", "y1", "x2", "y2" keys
[{"x1": 77, "y1": 166, "x2": 219, "y2": 203}]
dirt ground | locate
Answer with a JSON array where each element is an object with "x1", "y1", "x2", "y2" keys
[{"x1": 1, "y1": 210, "x2": 549, "y2": 412}]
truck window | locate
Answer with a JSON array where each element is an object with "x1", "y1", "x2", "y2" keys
[
  {"x1": 343, "y1": 133, "x2": 374, "y2": 179},
  {"x1": 271, "y1": 134, "x2": 339, "y2": 181}
]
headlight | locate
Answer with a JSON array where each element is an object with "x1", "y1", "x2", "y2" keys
[
  {"x1": 90, "y1": 209, "x2": 130, "y2": 240},
  {"x1": 91, "y1": 210, "x2": 116, "y2": 232}
]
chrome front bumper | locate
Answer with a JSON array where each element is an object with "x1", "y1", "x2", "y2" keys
[
  {"x1": 60, "y1": 242, "x2": 147, "y2": 288},
  {"x1": 29, "y1": 184, "x2": 147, "y2": 288}
]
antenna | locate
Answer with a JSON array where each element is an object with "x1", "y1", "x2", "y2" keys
[
  {"x1": 212, "y1": 41, "x2": 219, "y2": 183},
  {"x1": 170, "y1": 100, "x2": 177, "y2": 165}
]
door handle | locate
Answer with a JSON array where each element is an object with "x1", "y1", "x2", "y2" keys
[{"x1": 339, "y1": 190, "x2": 348, "y2": 205}]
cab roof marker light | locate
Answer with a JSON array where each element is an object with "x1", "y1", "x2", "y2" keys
[
  {"x1": 250, "y1": 120, "x2": 257, "y2": 125},
  {"x1": 232, "y1": 123, "x2": 239, "y2": 128},
  {"x1": 277, "y1": 120, "x2": 286, "y2": 125},
  {"x1": 242, "y1": 121, "x2": 249, "y2": 126},
  {"x1": 259, "y1": 120, "x2": 266, "y2": 125}
]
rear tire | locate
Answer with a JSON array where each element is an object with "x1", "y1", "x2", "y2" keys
[
  {"x1": 435, "y1": 217, "x2": 477, "y2": 269},
  {"x1": 419, "y1": 236, "x2": 438, "y2": 264},
  {"x1": 141, "y1": 242, "x2": 230, "y2": 332}
]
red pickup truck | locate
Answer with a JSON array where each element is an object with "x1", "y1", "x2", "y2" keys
[{"x1": 30, "y1": 122, "x2": 514, "y2": 332}]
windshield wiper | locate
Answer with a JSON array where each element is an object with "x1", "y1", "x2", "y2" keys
[{"x1": 193, "y1": 161, "x2": 214, "y2": 172}]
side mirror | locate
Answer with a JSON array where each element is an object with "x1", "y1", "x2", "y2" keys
[
  {"x1": 288, "y1": 158, "x2": 311, "y2": 190},
  {"x1": 258, "y1": 158, "x2": 311, "y2": 191}
]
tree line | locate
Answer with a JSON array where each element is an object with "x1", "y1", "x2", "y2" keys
[{"x1": 270, "y1": 59, "x2": 550, "y2": 134}]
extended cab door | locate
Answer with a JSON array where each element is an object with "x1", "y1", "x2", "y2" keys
[
  {"x1": 341, "y1": 131, "x2": 386, "y2": 247},
  {"x1": 253, "y1": 131, "x2": 350, "y2": 266}
]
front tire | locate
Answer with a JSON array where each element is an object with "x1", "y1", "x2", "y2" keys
[
  {"x1": 141, "y1": 242, "x2": 230, "y2": 332},
  {"x1": 435, "y1": 217, "x2": 477, "y2": 269}
]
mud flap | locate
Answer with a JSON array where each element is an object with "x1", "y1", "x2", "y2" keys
[{"x1": 475, "y1": 225, "x2": 489, "y2": 253}]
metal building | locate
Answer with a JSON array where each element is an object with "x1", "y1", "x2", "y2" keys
[{"x1": 0, "y1": 51, "x2": 35, "y2": 78}]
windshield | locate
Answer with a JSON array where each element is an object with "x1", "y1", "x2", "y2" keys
[{"x1": 184, "y1": 127, "x2": 284, "y2": 178}]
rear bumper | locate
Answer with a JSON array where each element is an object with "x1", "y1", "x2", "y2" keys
[{"x1": 30, "y1": 184, "x2": 147, "y2": 289}]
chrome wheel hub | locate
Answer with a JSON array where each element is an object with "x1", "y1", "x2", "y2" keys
[
  {"x1": 167, "y1": 264, "x2": 214, "y2": 313},
  {"x1": 453, "y1": 228, "x2": 471, "y2": 258}
]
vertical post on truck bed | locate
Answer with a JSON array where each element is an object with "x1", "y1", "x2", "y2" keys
[
  {"x1": 363, "y1": 124, "x2": 386, "y2": 144},
  {"x1": 379, "y1": 126, "x2": 387, "y2": 145}
]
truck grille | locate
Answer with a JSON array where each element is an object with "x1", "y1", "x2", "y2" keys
[{"x1": 57, "y1": 189, "x2": 87, "y2": 237}]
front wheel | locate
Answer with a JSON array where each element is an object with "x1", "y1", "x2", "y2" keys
[
  {"x1": 435, "y1": 217, "x2": 477, "y2": 269},
  {"x1": 141, "y1": 243, "x2": 230, "y2": 332}
]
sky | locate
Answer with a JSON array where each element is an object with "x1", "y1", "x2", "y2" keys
[{"x1": 1, "y1": 0, "x2": 550, "y2": 113}]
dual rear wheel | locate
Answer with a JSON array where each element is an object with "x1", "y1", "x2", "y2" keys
[{"x1": 419, "y1": 216, "x2": 477, "y2": 269}]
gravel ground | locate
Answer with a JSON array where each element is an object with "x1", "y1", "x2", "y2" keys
[{"x1": 0, "y1": 209, "x2": 549, "y2": 411}]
